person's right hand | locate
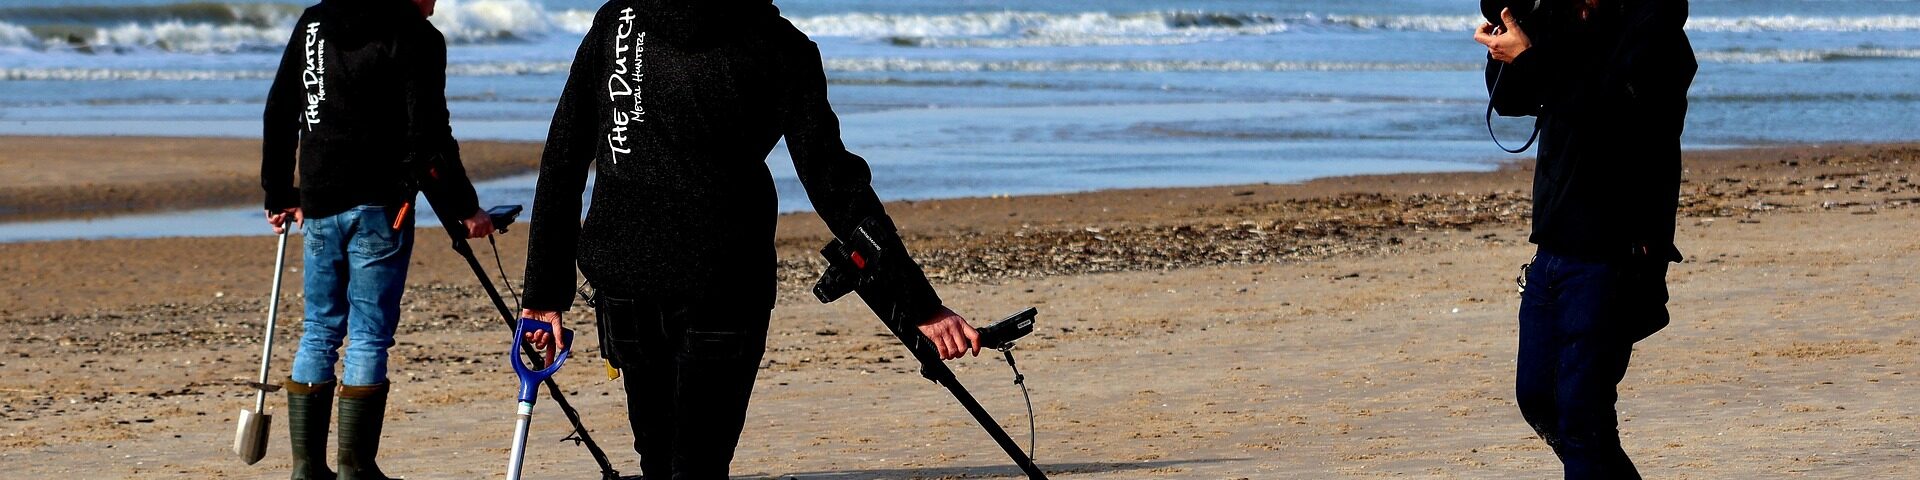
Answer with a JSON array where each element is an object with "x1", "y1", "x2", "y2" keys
[
  {"x1": 915, "y1": 306, "x2": 980, "y2": 361},
  {"x1": 462, "y1": 209, "x2": 495, "y2": 239},
  {"x1": 1474, "y1": 8, "x2": 1532, "y2": 63},
  {"x1": 520, "y1": 309, "x2": 565, "y2": 367},
  {"x1": 266, "y1": 208, "x2": 303, "y2": 234}
]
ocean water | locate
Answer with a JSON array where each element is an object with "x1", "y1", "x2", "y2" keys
[{"x1": 1, "y1": 0, "x2": 1917, "y2": 242}]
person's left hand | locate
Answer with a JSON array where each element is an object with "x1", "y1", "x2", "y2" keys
[
  {"x1": 462, "y1": 209, "x2": 494, "y2": 239},
  {"x1": 1474, "y1": 8, "x2": 1532, "y2": 63},
  {"x1": 916, "y1": 306, "x2": 980, "y2": 361}
]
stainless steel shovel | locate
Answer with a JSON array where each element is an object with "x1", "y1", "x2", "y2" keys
[{"x1": 235, "y1": 231, "x2": 290, "y2": 464}]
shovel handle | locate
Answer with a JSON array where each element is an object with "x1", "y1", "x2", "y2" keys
[
  {"x1": 253, "y1": 231, "x2": 290, "y2": 412},
  {"x1": 511, "y1": 318, "x2": 573, "y2": 404}
]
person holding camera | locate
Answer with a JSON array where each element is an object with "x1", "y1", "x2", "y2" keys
[
  {"x1": 515, "y1": 2, "x2": 983, "y2": 478},
  {"x1": 260, "y1": 0, "x2": 493, "y2": 478},
  {"x1": 1475, "y1": 1, "x2": 1696, "y2": 478}
]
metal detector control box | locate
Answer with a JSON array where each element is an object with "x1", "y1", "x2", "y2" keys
[{"x1": 977, "y1": 307, "x2": 1037, "y2": 350}]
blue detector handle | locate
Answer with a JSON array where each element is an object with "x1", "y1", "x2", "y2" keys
[{"x1": 511, "y1": 318, "x2": 574, "y2": 404}]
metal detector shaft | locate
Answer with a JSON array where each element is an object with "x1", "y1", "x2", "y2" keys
[{"x1": 890, "y1": 326, "x2": 1048, "y2": 479}]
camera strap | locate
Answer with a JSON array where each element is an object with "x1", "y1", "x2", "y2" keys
[{"x1": 1486, "y1": 62, "x2": 1543, "y2": 154}]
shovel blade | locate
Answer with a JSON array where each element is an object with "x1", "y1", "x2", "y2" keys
[{"x1": 234, "y1": 409, "x2": 271, "y2": 465}]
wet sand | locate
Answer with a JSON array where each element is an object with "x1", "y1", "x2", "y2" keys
[
  {"x1": 1, "y1": 140, "x2": 1916, "y2": 478},
  {"x1": 0, "y1": 136, "x2": 543, "y2": 222}
]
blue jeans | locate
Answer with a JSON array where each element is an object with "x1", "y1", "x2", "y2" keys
[
  {"x1": 290, "y1": 205, "x2": 414, "y2": 386},
  {"x1": 1516, "y1": 248, "x2": 1669, "y2": 480}
]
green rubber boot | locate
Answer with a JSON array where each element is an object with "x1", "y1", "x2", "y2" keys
[
  {"x1": 284, "y1": 379, "x2": 337, "y2": 480},
  {"x1": 336, "y1": 382, "x2": 395, "y2": 480}
]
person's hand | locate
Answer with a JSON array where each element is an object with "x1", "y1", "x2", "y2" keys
[
  {"x1": 520, "y1": 309, "x2": 564, "y2": 367},
  {"x1": 266, "y1": 208, "x2": 303, "y2": 234},
  {"x1": 915, "y1": 306, "x2": 980, "y2": 361},
  {"x1": 463, "y1": 209, "x2": 494, "y2": 239},
  {"x1": 1474, "y1": 8, "x2": 1532, "y2": 63}
]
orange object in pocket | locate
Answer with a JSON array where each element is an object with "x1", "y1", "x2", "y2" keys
[{"x1": 392, "y1": 201, "x2": 411, "y2": 231}]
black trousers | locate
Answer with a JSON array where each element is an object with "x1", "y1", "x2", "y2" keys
[
  {"x1": 595, "y1": 294, "x2": 770, "y2": 480},
  {"x1": 1516, "y1": 248, "x2": 1669, "y2": 480}
]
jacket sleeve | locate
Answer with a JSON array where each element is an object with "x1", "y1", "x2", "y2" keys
[
  {"x1": 260, "y1": 13, "x2": 308, "y2": 211},
  {"x1": 401, "y1": 25, "x2": 480, "y2": 220},
  {"x1": 520, "y1": 23, "x2": 606, "y2": 313},
  {"x1": 777, "y1": 34, "x2": 944, "y2": 324},
  {"x1": 1486, "y1": 44, "x2": 1552, "y2": 117}
]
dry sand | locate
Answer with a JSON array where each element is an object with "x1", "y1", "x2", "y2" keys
[{"x1": 0, "y1": 138, "x2": 1916, "y2": 478}]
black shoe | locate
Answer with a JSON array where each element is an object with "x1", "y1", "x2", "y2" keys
[
  {"x1": 284, "y1": 379, "x2": 337, "y2": 480},
  {"x1": 336, "y1": 382, "x2": 394, "y2": 480}
]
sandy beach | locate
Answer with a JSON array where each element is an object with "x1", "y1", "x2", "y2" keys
[{"x1": 1, "y1": 137, "x2": 1916, "y2": 478}]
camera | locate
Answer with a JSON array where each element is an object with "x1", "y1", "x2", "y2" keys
[{"x1": 1482, "y1": 0, "x2": 1553, "y2": 30}]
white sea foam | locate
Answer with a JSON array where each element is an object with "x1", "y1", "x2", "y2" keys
[
  {"x1": 430, "y1": 0, "x2": 586, "y2": 42},
  {"x1": 818, "y1": 58, "x2": 1480, "y2": 73},
  {"x1": 0, "y1": 67, "x2": 274, "y2": 81},
  {"x1": 15, "y1": 43, "x2": 1920, "y2": 83},
  {"x1": 5, "y1": 5, "x2": 1920, "y2": 55},
  {"x1": 1686, "y1": 15, "x2": 1920, "y2": 33},
  {"x1": 0, "y1": 0, "x2": 592, "y2": 52},
  {"x1": 1696, "y1": 47, "x2": 1920, "y2": 64},
  {"x1": 0, "y1": 21, "x2": 38, "y2": 50}
]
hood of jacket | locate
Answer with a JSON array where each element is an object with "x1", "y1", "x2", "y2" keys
[
  {"x1": 315, "y1": 0, "x2": 423, "y2": 47},
  {"x1": 639, "y1": 0, "x2": 780, "y2": 46}
]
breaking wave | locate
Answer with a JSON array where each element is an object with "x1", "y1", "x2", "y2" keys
[
  {"x1": 5, "y1": 2, "x2": 1918, "y2": 55},
  {"x1": 1696, "y1": 47, "x2": 1920, "y2": 64},
  {"x1": 0, "y1": 0, "x2": 593, "y2": 53},
  {"x1": 819, "y1": 58, "x2": 1480, "y2": 73},
  {"x1": 14, "y1": 44, "x2": 1920, "y2": 82}
]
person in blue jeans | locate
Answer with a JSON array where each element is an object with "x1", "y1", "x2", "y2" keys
[
  {"x1": 261, "y1": 0, "x2": 491, "y2": 478},
  {"x1": 1478, "y1": 1, "x2": 1695, "y2": 478}
]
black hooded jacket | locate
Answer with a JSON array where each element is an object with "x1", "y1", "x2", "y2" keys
[
  {"x1": 519, "y1": 0, "x2": 942, "y2": 318},
  {"x1": 1487, "y1": 0, "x2": 1697, "y2": 262},
  {"x1": 261, "y1": 0, "x2": 478, "y2": 220}
]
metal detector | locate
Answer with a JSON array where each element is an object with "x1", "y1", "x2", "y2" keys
[{"x1": 814, "y1": 224, "x2": 1050, "y2": 480}]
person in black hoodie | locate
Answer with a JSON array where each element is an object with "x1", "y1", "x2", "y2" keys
[
  {"x1": 515, "y1": 1, "x2": 983, "y2": 477},
  {"x1": 1475, "y1": 1, "x2": 1696, "y2": 478},
  {"x1": 261, "y1": 0, "x2": 491, "y2": 478}
]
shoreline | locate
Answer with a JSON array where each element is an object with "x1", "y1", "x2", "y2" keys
[
  {"x1": 1, "y1": 134, "x2": 1913, "y2": 234},
  {"x1": 0, "y1": 136, "x2": 545, "y2": 223}
]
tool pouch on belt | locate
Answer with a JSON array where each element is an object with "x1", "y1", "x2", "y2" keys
[{"x1": 593, "y1": 294, "x2": 644, "y2": 370}]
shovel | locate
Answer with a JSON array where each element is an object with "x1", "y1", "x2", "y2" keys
[
  {"x1": 506, "y1": 317, "x2": 574, "y2": 480},
  {"x1": 234, "y1": 231, "x2": 290, "y2": 464}
]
